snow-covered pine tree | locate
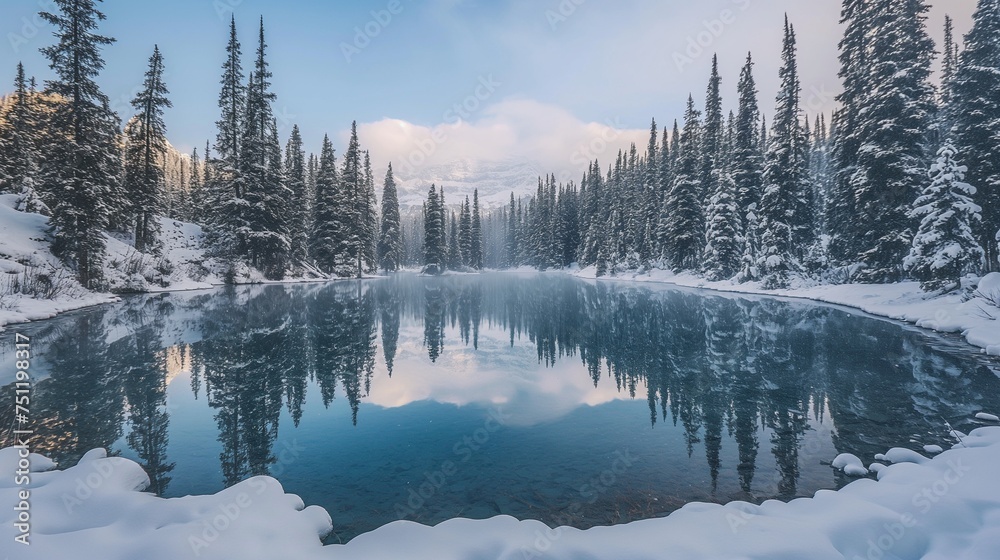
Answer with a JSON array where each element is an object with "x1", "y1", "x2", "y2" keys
[
  {"x1": 212, "y1": 15, "x2": 248, "y2": 258},
  {"x1": 422, "y1": 184, "x2": 446, "y2": 274},
  {"x1": 123, "y1": 45, "x2": 171, "y2": 254},
  {"x1": 470, "y1": 189, "x2": 483, "y2": 269},
  {"x1": 939, "y1": 14, "x2": 959, "y2": 132},
  {"x1": 447, "y1": 212, "x2": 463, "y2": 270},
  {"x1": 39, "y1": 0, "x2": 122, "y2": 289},
  {"x1": 339, "y1": 122, "x2": 364, "y2": 276},
  {"x1": 241, "y1": 18, "x2": 290, "y2": 279},
  {"x1": 757, "y1": 17, "x2": 812, "y2": 289},
  {"x1": 904, "y1": 140, "x2": 984, "y2": 291},
  {"x1": 360, "y1": 151, "x2": 378, "y2": 274},
  {"x1": 187, "y1": 147, "x2": 203, "y2": 223},
  {"x1": 459, "y1": 196, "x2": 472, "y2": 267},
  {"x1": 851, "y1": 0, "x2": 935, "y2": 283},
  {"x1": 703, "y1": 170, "x2": 741, "y2": 281},
  {"x1": 702, "y1": 55, "x2": 741, "y2": 281},
  {"x1": 640, "y1": 119, "x2": 659, "y2": 263},
  {"x1": 377, "y1": 163, "x2": 403, "y2": 272},
  {"x1": 659, "y1": 95, "x2": 705, "y2": 271},
  {"x1": 702, "y1": 55, "x2": 724, "y2": 200},
  {"x1": 732, "y1": 53, "x2": 763, "y2": 273},
  {"x1": 828, "y1": 0, "x2": 870, "y2": 266},
  {"x1": 0, "y1": 63, "x2": 39, "y2": 198},
  {"x1": 285, "y1": 125, "x2": 308, "y2": 271},
  {"x1": 505, "y1": 192, "x2": 518, "y2": 267},
  {"x1": 952, "y1": 0, "x2": 1000, "y2": 271},
  {"x1": 311, "y1": 135, "x2": 340, "y2": 274}
]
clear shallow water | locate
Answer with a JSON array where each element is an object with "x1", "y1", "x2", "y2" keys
[{"x1": 3, "y1": 273, "x2": 1000, "y2": 542}]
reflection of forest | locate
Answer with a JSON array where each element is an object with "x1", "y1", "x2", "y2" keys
[{"x1": 5, "y1": 274, "x2": 999, "y2": 499}]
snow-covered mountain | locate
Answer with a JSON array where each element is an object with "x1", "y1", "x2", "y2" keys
[{"x1": 394, "y1": 158, "x2": 547, "y2": 209}]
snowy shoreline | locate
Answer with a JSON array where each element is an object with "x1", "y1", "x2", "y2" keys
[
  {"x1": 570, "y1": 266, "x2": 1000, "y2": 357},
  {"x1": 4, "y1": 426, "x2": 1000, "y2": 559}
]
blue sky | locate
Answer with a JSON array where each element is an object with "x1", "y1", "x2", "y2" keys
[{"x1": 0, "y1": 0, "x2": 977, "y2": 179}]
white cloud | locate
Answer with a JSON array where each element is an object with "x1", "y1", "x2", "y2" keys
[{"x1": 358, "y1": 97, "x2": 650, "y2": 184}]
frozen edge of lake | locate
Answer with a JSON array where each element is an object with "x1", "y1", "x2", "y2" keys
[{"x1": 3, "y1": 426, "x2": 1000, "y2": 559}]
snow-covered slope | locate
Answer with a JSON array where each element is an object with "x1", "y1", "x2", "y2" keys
[
  {"x1": 4, "y1": 425, "x2": 1000, "y2": 559},
  {"x1": 0, "y1": 193, "x2": 115, "y2": 326},
  {"x1": 1, "y1": 193, "x2": 237, "y2": 329},
  {"x1": 394, "y1": 158, "x2": 546, "y2": 208}
]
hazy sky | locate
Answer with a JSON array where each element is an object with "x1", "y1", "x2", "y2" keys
[{"x1": 0, "y1": 0, "x2": 978, "y2": 181}]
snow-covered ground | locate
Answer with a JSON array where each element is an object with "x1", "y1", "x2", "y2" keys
[
  {"x1": 572, "y1": 266, "x2": 1000, "y2": 357},
  {"x1": 0, "y1": 194, "x2": 119, "y2": 327},
  {"x1": 0, "y1": 193, "x2": 333, "y2": 331},
  {"x1": 3, "y1": 425, "x2": 1000, "y2": 559}
]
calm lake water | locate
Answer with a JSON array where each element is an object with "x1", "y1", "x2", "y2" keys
[{"x1": 3, "y1": 273, "x2": 1000, "y2": 542}]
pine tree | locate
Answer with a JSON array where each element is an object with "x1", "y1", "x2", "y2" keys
[
  {"x1": 506, "y1": 192, "x2": 519, "y2": 267},
  {"x1": 757, "y1": 17, "x2": 812, "y2": 289},
  {"x1": 360, "y1": 151, "x2": 378, "y2": 274},
  {"x1": 828, "y1": 0, "x2": 871, "y2": 265},
  {"x1": 704, "y1": 173, "x2": 742, "y2": 281},
  {"x1": 640, "y1": 119, "x2": 659, "y2": 263},
  {"x1": 0, "y1": 63, "x2": 39, "y2": 198},
  {"x1": 459, "y1": 196, "x2": 472, "y2": 266},
  {"x1": 851, "y1": 0, "x2": 936, "y2": 282},
  {"x1": 285, "y1": 124, "x2": 308, "y2": 270},
  {"x1": 904, "y1": 141, "x2": 984, "y2": 290},
  {"x1": 659, "y1": 95, "x2": 705, "y2": 270},
  {"x1": 39, "y1": 0, "x2": 122, "y2": 288},
  {"x1": 941, "y1": 15, "x2": 959, "y2": 110},
  {"x1": 732, "y1": 53, "x2": 763, "y2": 276},
  {"x1": 311, "y1": 135, "x2": 339, "y2": 274},
  {"x1": 447, "y1": 212, "x2": 463, "y2": 270},
  {"x1": 123, "y1": 45, "x2": 171, "y2": 253},
  {"x1": 241, "y1": 19, "x2": 287, "y2": 279},
  {"x1": 470, "y1": 189, "x2": 483, "y2": 269},
  {"x1": 952, "y1": 0, "x2": 1000, "y2": 271},
  {"x1": 339, "y1": 122, "x2": 364, "y2": 276},
  {"x1": 702, "y1": 55, "x2": 724, "y2": 199},
  {"x1": 188, "y1": 146, "x2": 202, "y2": 223},
  {"x1": 212, "y1": 15, "x2": 248, "y2": 257},
  {"x1": 377, "y1": 163, "x2": 403, "y2": 272},
  {"x1": 422, "y1": 185, "x2": 446, "y2": 274}
]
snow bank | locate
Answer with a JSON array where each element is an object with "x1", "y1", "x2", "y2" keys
[
  {"x1": 0, "y1": 194, "x2": 118, "y2": 329},
  {"x1": 0, "y1": 447, "x2": 332, "y2": 559},
  {"x1": 573, "y1": 267, "x2": 1000, "y2": 357},
  {"x1": 4, "y1": 428, "x2": 1000, "y2": 559}
]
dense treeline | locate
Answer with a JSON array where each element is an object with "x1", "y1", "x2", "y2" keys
[
  {"x1": 462, "y1": 5, "x2": 1000, "y2": 291},
  {"x1": 0, "y1": 1, "x2": 406, "y2": 286}
]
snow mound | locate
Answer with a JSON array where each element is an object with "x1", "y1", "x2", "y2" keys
[
  {"x1": 978, "y1": 273, "x2": 1000, "y2": 296},
  {"x1": 873, "y1": 447, "x2": 930, "y2": 465},
  {"x1": 831, "y1": 453, "x2": 868, "y2": 476},
  {"x1": 923, "y1": 445, "x2": 944, "y2": 454},
  {"x1": 976, "y1": 412, "x2": 1000, "y2": 423},
  {"x1": 5, "y1": 428, "x2": 1000, "y2": 559}
]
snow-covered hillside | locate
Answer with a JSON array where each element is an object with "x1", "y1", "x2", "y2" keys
[
  {"x1": 394, "y1": 158, "x2": 547, "y2": 208},
  {"x1": 0, "y1": 192, "x2": 295, "y2": 330}
]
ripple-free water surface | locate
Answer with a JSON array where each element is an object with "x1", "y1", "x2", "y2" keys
[{"x1": 3, "y1": 273, "x2": 999, "y2": 542}]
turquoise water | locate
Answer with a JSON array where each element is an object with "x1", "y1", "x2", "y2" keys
[{"x1": 3, "y1": 273, "x2": 999, "y2": 542}]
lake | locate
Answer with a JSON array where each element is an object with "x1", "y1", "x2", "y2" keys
[{"x1": 3, "y1": 273, "x2": 999, "y2": 543}]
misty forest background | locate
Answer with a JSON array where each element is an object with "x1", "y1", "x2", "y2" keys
[{"x1": 1, "y1": 0, "x2": 999, "y2": 294}]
